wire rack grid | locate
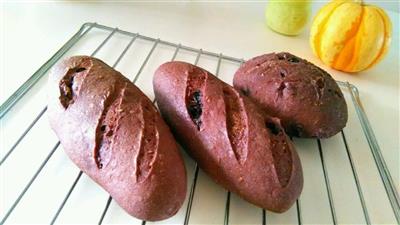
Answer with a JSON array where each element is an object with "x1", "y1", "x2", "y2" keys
[{"x1": 0, "y1": 22, "x2": 399, "y2": 225}]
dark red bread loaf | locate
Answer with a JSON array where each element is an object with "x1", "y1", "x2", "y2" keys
[
  {"x1": 153, "y1": 61, "x2": 303, "y2": 213},
  {"x1": 233, "y1": 52, "x2": 348, "y2": 138},
  {"x1": 47, "y1": 56, "x2": 186, "y2": 221}
]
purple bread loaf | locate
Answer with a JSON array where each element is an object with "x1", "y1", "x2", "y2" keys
[
  {"x1": 233, "y1": 52, "x2": 348, "y2": 138},
  {"x1": 48, "y1": 56, "x2": 187, "y2": 221},
  {"x1": 153, "y1": 61, "x2": 303, "y2": 213}
]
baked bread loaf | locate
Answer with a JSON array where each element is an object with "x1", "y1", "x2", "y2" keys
[
  {"x1": 233, "y1": 52, "x2": 348, "y2": 138},
  {"x1": 153, "y1": 61, "x2": 303, "y2": 213},
  {"x1": 48, "y1": 56, "x2": 187, "y2": 221}
]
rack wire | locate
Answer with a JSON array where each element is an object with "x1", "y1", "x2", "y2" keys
[{"x1": 0, "y1": 22, "x2": 399, "y2": 225}]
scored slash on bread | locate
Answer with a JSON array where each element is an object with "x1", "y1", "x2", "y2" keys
[{"x1": 153, "y1": 61, "x2": 303, "y2": 213}]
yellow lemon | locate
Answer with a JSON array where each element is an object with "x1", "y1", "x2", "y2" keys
[{"x1": 266, "y1": 0, "x2": 311, "y2": 36}]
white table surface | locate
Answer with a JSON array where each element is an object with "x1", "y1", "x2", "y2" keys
[{"x1": 1, "y1": 1, "x2": 399, "y2": 224}]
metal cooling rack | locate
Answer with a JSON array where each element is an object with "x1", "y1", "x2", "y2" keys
[{"x1": 1, "y1": 22, "x2": 399, "y2": 225}]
